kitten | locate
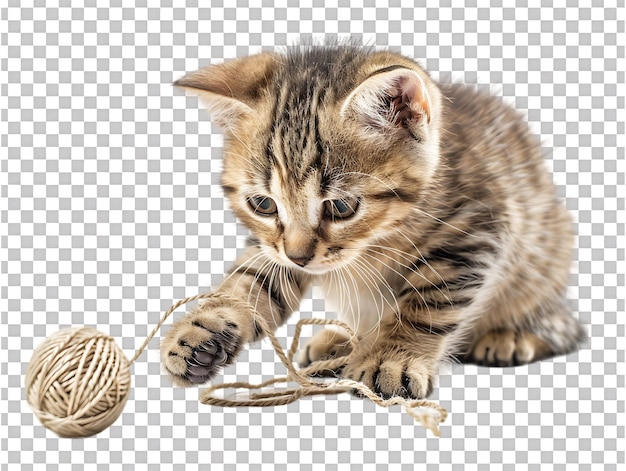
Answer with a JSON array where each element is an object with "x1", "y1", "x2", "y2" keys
[{"x1": 161, "y1": 46, "x2": 584, "y2": 399}]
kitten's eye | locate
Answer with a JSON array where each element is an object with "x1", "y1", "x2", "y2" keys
[
  {"x1": 248, "y1": 196, "x2": 278, "y2": 216},
  {"x1": 324, "y1": 198, "x2": 360, "y2": 220}
]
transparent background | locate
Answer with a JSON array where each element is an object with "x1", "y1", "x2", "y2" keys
[{"x1": 2, "y1": 1, "x2": 624, "y2": 470}]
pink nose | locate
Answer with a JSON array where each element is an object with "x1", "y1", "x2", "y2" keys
[{"x1": 287, "y1": 255, "x2": 313, "y2": 267}]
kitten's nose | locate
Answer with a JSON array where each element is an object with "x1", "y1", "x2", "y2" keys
[
  {"x1": 284, "y1": 230, "x2": 317, "y2": 267},
  {"x1": 287, "y1": 254, "x2": 313, "y2": 267}
]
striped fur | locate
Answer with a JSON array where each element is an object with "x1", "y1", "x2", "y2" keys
[{"x1": 162, "y1": 45, "x2": 584, "y2": 397}]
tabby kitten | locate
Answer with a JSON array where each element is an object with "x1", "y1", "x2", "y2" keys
[{"x1": 161, "y1": 46, "x2": 584, "y2": 399}]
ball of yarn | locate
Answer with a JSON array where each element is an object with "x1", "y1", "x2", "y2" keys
[{"x1": 25, "y1": 327, "x2": 131, "y2": 438}]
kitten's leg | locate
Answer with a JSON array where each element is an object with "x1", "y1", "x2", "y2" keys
[
  {"x1": 462, "y1": 298, "x2": 585, "y2": 367},
  {"x1": 160, "y1": 246, "x2": 308, "y2": 387},
  {"x1": 297, "y1": 328, "x2": 353, "y2": 376}
]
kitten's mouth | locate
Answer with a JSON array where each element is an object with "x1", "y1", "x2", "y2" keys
[{"x1": 289, "y1": 263, "x2": 335, "y2": 275}]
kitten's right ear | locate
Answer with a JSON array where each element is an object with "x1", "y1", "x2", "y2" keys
[
  {"x1": 174, "y1": 53, "x2": 278, "y2": 129},
  {"x1": 340, "y1": 67, "x2": 436, "y2": 140}
]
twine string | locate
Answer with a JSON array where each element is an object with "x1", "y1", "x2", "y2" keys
[
  {"x1": 130, "y1": 293, "x2": 217, "y2": 365},
  {"x1": 130, "y1": 293, "x2": 447, "y2": 436}
]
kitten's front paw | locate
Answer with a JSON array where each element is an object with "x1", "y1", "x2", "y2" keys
[
  {"x1": 161, "y1": 307, "x2": 245, "y2": 387},
  {"x1": 343, "y1": 348, "x2": 436, "y2": 399}
]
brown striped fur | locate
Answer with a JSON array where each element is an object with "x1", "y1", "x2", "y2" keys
[{"x1": 161, "y1": 45, "x2": 584, "y2": 397}]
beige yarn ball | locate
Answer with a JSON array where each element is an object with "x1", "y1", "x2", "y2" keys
[{"x1": 25, "y1": 327, "x2": 131, "y2": 438}]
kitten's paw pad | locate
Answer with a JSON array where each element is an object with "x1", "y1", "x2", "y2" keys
[
  {"x1": 470, "y1": 329, "x2": 551, "y2": 367},
  {"x1": 344, "y1": 355, "x2": 434, "y2": 399},
  {"x1": 298, "y1": 328, "x2": 352, "y2": 377},
  {"x1": 161, "y1": 309, "x2": 244, "y2": 387}
]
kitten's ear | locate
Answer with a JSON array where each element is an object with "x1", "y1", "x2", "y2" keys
[
  {"x1": 340, "y1": 67, "x2": 433, "y2": 137},
  {"x1": 174, "y1": 53, "x2": 278, "y2": 129}
]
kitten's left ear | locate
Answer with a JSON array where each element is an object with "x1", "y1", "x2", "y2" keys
[
  {"x1": 340, "y1": 67, "x2": 435, "y2": 137},
  {"x1": 174, "y1": 53, "x2": 278, "y2": 130}
]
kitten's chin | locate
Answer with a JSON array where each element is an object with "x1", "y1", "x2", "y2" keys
[{"x1": 290, "y1": 264, "x2": 335, "y2": 275}]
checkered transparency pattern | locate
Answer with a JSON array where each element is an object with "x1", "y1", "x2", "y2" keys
[{"x1": 2, "y1": 1, "x2": 623, "y2": 470}]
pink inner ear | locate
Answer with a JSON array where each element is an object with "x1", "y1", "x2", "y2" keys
[{"x1": 387, "y1": 75, "x2": 430, "y2": 126}]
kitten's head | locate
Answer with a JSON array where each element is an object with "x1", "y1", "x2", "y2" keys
[{"x1": 175, "y1": 46, "x2": 443, "y2": 274}]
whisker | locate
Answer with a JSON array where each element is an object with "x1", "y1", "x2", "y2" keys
[
  {"x1": 333, "y1": 266, "x2": 361, "y2": 336},
  {"x1": 347, "y1": 260, "x2": 386, "y2": 339},
  {"x1": 391, "y1": 228, "x2": 451, "y2": 289},
  {"x1": 352, "y1": 257, "x2": 401, "y2": 317},
  {"x1": 225, "y1": 251, "x2": 268, "y2": 291},
  {"x1": 248, "y1": 258, "x2": 281, "y2": 329},
  {"x1": 364, "y1": 246, "x2": 453, "y2": 303},
  {"x1": 411, "y1": 207, "x2": 475, "y2": 237},
  {"x1": 266, "y1": 262, "x2": 282, "y2": 326},
  {"x1": 359, "y1": 251, "x2": 434, "y2": 322},
  {"x1": 280, "y1": 266, "x2": 298, "y2": 308}
]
